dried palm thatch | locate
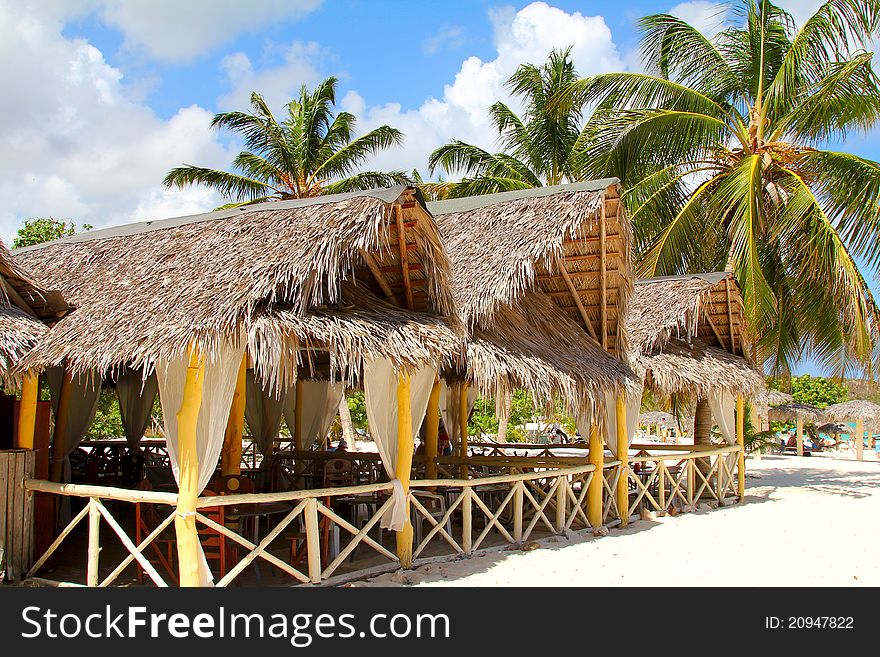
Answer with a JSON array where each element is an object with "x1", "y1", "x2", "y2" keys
[
  {"x1": 430, "y1": 180, "x2": 632, "y2": 356},
  {"x1": 249, "y1": 281, "x2": 460, "y2": 390},
  {"x1": 755, "y1": 389, "x2": 794, "y2": 407},
  {"x1": 639, "y1": 410, "x2": 674, "y2": 425},
  {"x1": 767, "y1": 403, "x2": 823, "y2": 422},
  {"x1": 627, "y1": 273, "x2": 762, "y2": 398},
  {"x1": 460, "y1": 290, "x2": 637, "y2": 417},
  {"x1": 637, "y1": 338, "x2": 764, "y2": 398},
  {"x1": 0, "y1": 241, "x2": 70, "y2": 383},
  {"x1": 822, "y1": 399, "x2": 880, "y2": 422},
  {"x1": 14, "y1": 187, "x2": 456, "y2": 378}
]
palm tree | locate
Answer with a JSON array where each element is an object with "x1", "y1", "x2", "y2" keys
[
  {"x1": 560, "y1": 0, "x2": 880, "y2": 378},
  {"x1": 427, "y1": 47, "x2": 587, "y2": 198},
  {"x1": 164, "y1": 76, "x2": 410, "y2": 203}
]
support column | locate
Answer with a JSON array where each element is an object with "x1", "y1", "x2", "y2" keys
[
  {"x1": 424, "y1": 376, "x2": 440, "y2": 481},
  {"x1": 174, "y1": 348, "x2": 205, "y2": 587},
  {"x1": 615, "y1": 395, "x2": 629, "y2": 527},
  {"x1": 796, "y1": 416, "x2": 803, "y2": 457},
  {"x1": 587, "y1": 422, "x2": 604, "y2": 527},
  {"x1": 16, "y1": 371, "x2": 39, "y2": 449},
  {"x1": 293, "y1": 380, "x2": 304, "y2": 488},
  {"x1": 221, "y1": 353, "x2": 248, "y2": 476},
  {"x1": 459, "y1": 382, "x2": 469, "y2": 480},
  {"x1": 395, "y1": 371, "x2": 414, "y2": 569},
  {"x1": 50, "y1": 370, "x2": 73, "y2": 483},
  {"x1": 737, "y1": 395, "x2": 745, "y2": 500},
  {"x1": 855, "y1": 418, "x2": 864, "y2": 461}
]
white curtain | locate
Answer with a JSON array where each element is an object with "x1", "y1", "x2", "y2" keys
[
  {"x1": 116, "y1": 367, "x2": 159, "y2": 449},
  {"x1": 439, "y1": 379, "x2": 477, "y2": 448},
  {"x1": 364, "y1": 358, "x2": 435, "y2": 531},
  {"x1": 47, "y1": 368, "x2": 103, "y2": 481},
  {"x1": 708, "y1": 389, "x2": 737, "y2": 445},
  {"x1": 282, "y1": 380, "x2": 345, "y2": 450},
  {"x1": 245, "y1": 370, "x2": 285, "y2": 458},
  {"x1": 603, "y1": 386, "x2": 643, "y2": 457},
  {"x1": 155, "y1": 339, "x2": 245, "y2": 586}
]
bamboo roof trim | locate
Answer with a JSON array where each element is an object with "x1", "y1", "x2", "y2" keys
[{"x1": 14, "y1": 188, "x2": 455, "y2": 377}]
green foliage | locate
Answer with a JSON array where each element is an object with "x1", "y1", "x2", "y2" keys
[
  {"x1": 468, "y1": 396, "x2": 499, "y2": 436},
  {"x1": 781, "y1": 374, "x2": 848, "y2": 408},
  {"x1": 13, "y1": 217, "x2": 92, "y2": 248},
  {"x1": 346, "y1": 392, "x2": 369, "y2": 432},
  {"x1": 86, "y1": 389, "x2": 125, "y2": 440}
]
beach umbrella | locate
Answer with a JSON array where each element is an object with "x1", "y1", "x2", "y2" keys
[
  {"x1": 754, "y1": 389, "x2": 794, "y2": 408},
  {"x1": 822, "y1": 400, "x2": 880, "y2": 460},
  {"x1": 768, "y1": 403, "x2": 822, "y2": 457}
]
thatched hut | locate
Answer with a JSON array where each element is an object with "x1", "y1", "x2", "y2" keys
[
  {"x1": 428, "y1": 180, "x2": 637, "y2": 445},
  {"x1": 625, "y1": 272, "x2": 763, "y2": 450},
  {"x1": 767, "y1": 403, "x2": 822, "y2": 456},
  {"x1": 822, "y1": 400, "x2": 880, "y2": 459},
  {"x1": 13, "y1": 186, "x2": 462, "y2": 581},
  {"x1": 0, "y1": 241, "x2": 69, "y2": 383}
]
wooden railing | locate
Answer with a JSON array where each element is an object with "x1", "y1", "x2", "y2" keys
[{"x1": 21, "y1": 445, "x2": 742, "y2": 587}]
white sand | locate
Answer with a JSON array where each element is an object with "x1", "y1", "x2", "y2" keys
[{"x1": 356, "y1": 453, "x2": 880, "y2": 587}]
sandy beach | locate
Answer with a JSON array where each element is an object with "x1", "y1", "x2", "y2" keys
[{"x1": 355, "y1": 453, "x2": 880, "y2": 587}]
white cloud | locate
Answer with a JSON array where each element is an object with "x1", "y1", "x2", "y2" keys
[
  {"x1": 422, "y1": 25, "x2": 466, "y2": 55},
  {"x1": 218, "y1": 42, "x2": 324, "y2": 113},
  {"x1": 668, "y1": 1, "x2": 729, "y2": 38},
  {"x1": 349, "y1": 2, "x2": 625, "y2": 177},
  {"x1": 95, "y1": 0, "x2": 323, "y2": 63},
  {"x1": 0, "y1": 2, "x2": 234, "y2": 242}
]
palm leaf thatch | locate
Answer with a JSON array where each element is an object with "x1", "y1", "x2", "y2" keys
[
  {"x1": 754, "y1": 389, "x2": 794, "y2": 407},
  {"x1": 13, "y1": 187, "x2": 456, "y2": 381},
  {"x1": 462, "y1": 290, "x2": 637, "y2": 417},
  {"x1": 767, "y1": 403, "x2": 823, "y2": 423},
  {"x1": 433, "y1": 181, "x2": 637, "y2": 415},
  {"x1": 429, "y1": 180, "x2": 632, "y2": 356},
  {"x1": 0, "y1": 242, "x2": 69, "y2": 384},
  {"x1": 822, "y1": 399, "x2": 880, "y2": 423},
  {"x1": 626, "y1": 272, "x2": 763, "y2": 397}
]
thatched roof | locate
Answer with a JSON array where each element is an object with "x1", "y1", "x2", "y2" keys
[
  {"x1": 822, "y1": 400, "x2": 880, "y2": 422},
  {"x1": 767, "y1": 403, "x2": 823, "y2": 422},
  {"x1": 14, "y1": 187, "x2": 456, "y2": 378},
  {"x1": 0, "y1": 242, "x2": 70, "y2": 382},
  {"x1": 639, "y1": 410, "x2": 675, "y2": 425},
  {"x1": 461, "y1": 290, "x2": 637, "y2": 415},
  {"x1": 430, "y1": 180, "x2": 632, "y2": 356},
  {"x1": 249, "y1": 281, "x2": 459, "y2": 390},
  {"x1": 637, "y1": 338, "x2": 764, "y2": 397},
  {"x1": 755, "y1": 389, "x2": 794, "y2": 407},
  {"x1": 626, "y1": 273, "x2": 763, "y2": 398}
]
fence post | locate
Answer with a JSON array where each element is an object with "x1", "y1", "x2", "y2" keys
[
  {"x1": 687, "y1": 459, "x2": 695, "y2": 507},
  {"x1": 87, "y1": 499, "x2": 100, "y2": 587},
  {"x1": 462, "y1": 488, "x2": 472, "y2": 555},
  {"x1": 513, "y1": 482, "x2": 523, "y2": 544},
  {"x1": 587, "y1": 423, "x2": 603, "y2": 527},
  {"x1": 304, "y1": 498, "x2": 321, "y2": 584},
  {"x1": 0, "y1": 450, "x2": 35, "y2": 582},
  {"x1": 555, "y1": 476, "x2": 566, "y2": 533}
]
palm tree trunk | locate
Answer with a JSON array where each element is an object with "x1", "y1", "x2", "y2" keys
[
  {"x1": 338, "y1": 397, "x2": 355, "y2": 448},
  {"x1": 496, "y1": 390, "x2": 512, "y2": 442},
  {"x1": 693, "y1": 398, "x2": 713, "y2": 489}
]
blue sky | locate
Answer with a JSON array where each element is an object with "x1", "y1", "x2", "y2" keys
[{"x1": 1, "y1": 0, "x2": 876, "y2": 375}]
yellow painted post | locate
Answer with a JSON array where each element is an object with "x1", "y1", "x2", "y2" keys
[
  {"x1": 615, "y1": 395, "x2": 629, "y2": 527},
  {"x1": 737, "y1": 395, "x2": 746, "y2": 500},
  {"x1": 174, "y1": 348, "x2": 206, "y2": 587},
  {"x1": 16, "y1": 370, "x2": 39, "y2": 449},
  {"x1": 395, "y1": 371, "x2": 415, "y2": 569},
  {"x1": 50, "y1": 370, "x2": 73, "y2": 483},
  {"x1": 587, "y1": 422, "x2": 604, "y2": 527},
  {"x1": 425, "y1": 376, "x2": 440, "y2": 481},
  {"x1": 855, "y1": 418, "x2": 864, "y2": 461},
  {"x1": 459, "y1": 382, "x2": 469, "y2": 480},
  {"x1": 796, "y1": 416, "x2": 804, "y2": 457},
  {"x1": 221, "y1": 353, "x2": 247, "y2": 476}
]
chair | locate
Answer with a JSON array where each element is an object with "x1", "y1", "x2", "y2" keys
[{"x1": 411, "y1": 490, "x2": 451, "y2": 547}]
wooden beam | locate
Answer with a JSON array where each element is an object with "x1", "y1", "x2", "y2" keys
[
  {"x1": 615, "y1": 394, "x2": 628, "y2": 526},
  {"x1": 361, "y1": 250, "x2": 401, "y2": 305},
  {"x1": 221, "y1": 352, "x2": 247, "y2": 476},
  {"x1": 587, "y1": 422, "x2": 604, "y2": 527},
  {"x1": 736, "y1": 396, "x2": 745, "y2": 499},
  {"x1": 50, "y1": 370, "x2": 73, "y2": 482},
  {"x1": 459, "y1": 382, "x2": 469, "y2": 480},
  {"x1": 704, "y1": 312, "x2": 729, "y2": 351},
  {"x1": 725, "y1": 277, "x2": 736, "y2": 355},
  {"x1": 0, "y1": 277, "x2": 38, "y2": 318},
  {"x1": 425, "y1": 376, "x2": 440, "y2": 482},
  {"x1": 395, "y1": 371, "x2": 415, "y2": 568},
  {"x1": 175, "y1": 347, "x2": 205, "y2": 587},
  {"x1": 379, "y1": 263, "x2": 422, "y2": 275},
  {"x1": 555, "y1": 254, "x2": 600, "y2": 342},
  {"x1": 16, "y1": 371, "x2": 39, "y2": 449},
  {"x1": 599, "y1": 204, "x2": 608, "y2": 350},
  {"x1": 395, "y1": 205, "x2": 414, "y2": 310}
]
